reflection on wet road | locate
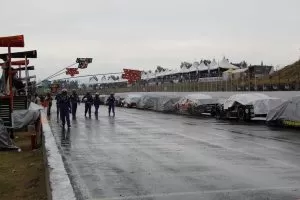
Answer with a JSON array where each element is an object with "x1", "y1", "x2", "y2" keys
[{"x1": 49, "y1": 105, "x2": 300, "y2": 200}]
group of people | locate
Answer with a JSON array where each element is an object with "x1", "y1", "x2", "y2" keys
[
  {"x1": 34, "y1": 89, "x2": 116, "y2": 129},
  {"x1": 54, "y1": 89, "x2": 116, "y2": 129},
  {"x1": 33, "y1": 93, "x2": 53, "y2": 116}
]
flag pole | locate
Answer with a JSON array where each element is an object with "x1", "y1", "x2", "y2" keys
[
  {"x1": 8, "y1": 46, "x2": 13, "y2": 110},
  {"x1": 25, "y1": 55, "x2": 28, "y2": 96}
]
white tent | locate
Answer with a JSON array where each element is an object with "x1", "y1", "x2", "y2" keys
[
  {"x1": 219, "y1": 57, "x2": 239, "y2": 70},
  {"x1": 188, "y1": 64, "x2": 198, "y2": 73},
  {"x1": 188, "y1": 62, "x2": 200, "y2": 72},
  {"x1": 180, "y1": 65, "x2": 190, "y2": 74},
  {"x1": 209, "y1": 59, "x2": 218, "y2": 71},
  {"x1": 198, "y1": 62, "x2": 208, "y2": 71},
  {"x1": 141, "y1": 71, "x2": 156, "y2": 80}
]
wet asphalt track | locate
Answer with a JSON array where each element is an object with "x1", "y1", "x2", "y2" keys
[{"x1": 49, "y1": 104, "x2": 300, "y2": 200}]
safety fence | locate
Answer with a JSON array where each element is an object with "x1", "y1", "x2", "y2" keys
[{"x1": 92, "y1": 78, "x2": 300, "y2": 95}]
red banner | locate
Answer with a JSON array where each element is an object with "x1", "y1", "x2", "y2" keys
[
  {"x1": 122, "y1": 68, "x2": 141, "y2": 84},
  {"x1": 66, "y1": 68, "x2": 79, "y2": 77},
  {"x1": 0, "y1": 35, "x2": 24, "y2": 47}
]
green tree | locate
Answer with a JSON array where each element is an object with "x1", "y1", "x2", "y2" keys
[
  {"x1": 180, "y1": 62, "x2": 192, "y2": 69},
  {"x1": 155, "y1": 66, "x2": 167, "y2": 73}
]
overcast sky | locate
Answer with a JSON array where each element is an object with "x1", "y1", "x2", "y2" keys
[{"x1": 1, "y1": 0, "x2": 299, "y2": 80}]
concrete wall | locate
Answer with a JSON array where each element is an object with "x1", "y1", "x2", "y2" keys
[{"x1": 41, "y1": 112, "x2": 76, "y2": 200}]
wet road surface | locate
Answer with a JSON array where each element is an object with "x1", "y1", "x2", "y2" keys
[{"x1": 49, "y1": 104, "x2": 300, "y2": 200}]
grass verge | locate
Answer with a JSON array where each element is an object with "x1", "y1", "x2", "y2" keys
[{"x1": 0, "y1": 132, "x2": 47, "y2": 200}]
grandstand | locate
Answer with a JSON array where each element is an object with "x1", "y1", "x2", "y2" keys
[{"x1": 45, "y1": 59, "x2": 300, "y2": 94}]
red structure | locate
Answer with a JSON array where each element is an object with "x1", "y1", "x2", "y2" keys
[
  {"x1": 122, "y1": 68, "x2": 142, "y2": 84},
  {"x1": 0, "y1": 59, "x2": 29, "y2": 67},
  {"x1": 0, "y1": 35, "x2": 24, "y2": 47},
  {"x1": 0, "y1": 35, "x2": 37, "y2": 133},
  {"x1": 0, "y1": 35, "x2": 25, "y2": 112},
  {"x1": 66, "y1": 68, "x2": 79, "y2": 77}
]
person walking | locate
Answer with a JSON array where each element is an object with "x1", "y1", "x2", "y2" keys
[
  {"x1": 82, "y1": 92, "x2": 93, "y2": 118},
  {"x1": 58, "y1": 89, "x2": 71, "y2": 129},
  {"x1": 94, "y1": 93, "x2": 101, "y2": 117},
  {"x1": 55, "y1": 92, "x2": 62, "y2": 120},
  {"x1": 70, "y1": 90, "x2": 80, "y2": 119},
  {"x1": 34, "y1": 93, "x2": 41, "y2": 105},
  {"x1": 107, "y1": 93, "x2": 116, "y2": 116},
  {"x1": 45, "y1": 92, "x2": 53, "y2": 116}
]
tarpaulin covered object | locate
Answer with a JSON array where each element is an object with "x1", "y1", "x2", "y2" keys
[
  {"x1": 136, "y1": 94, "x2": 181, "y2": 112},
  {"x1": 154, "y1": 95, "x2": 181, "y2": 112},
  {"x1": 0, "y1": 119, "x2": 18, "y2": 150},
  {"x1": 137, "y1": 94, "x2": 159, "y2": 110},
  {"x1": 223, "y1": 93, "x2": 284, "y2": 115},
  {"x1": 12, "y1": 103, "x2": 42, "y2": 129},
  {"x1": 175, "y1": 93, "x2": 217, "y2": 114},
  {"x1": 266, "y1": 96, "x2": 300, "y2": 126},
  {"x1": 123, "y1": 94, "x2": 143, "y2": 107}
]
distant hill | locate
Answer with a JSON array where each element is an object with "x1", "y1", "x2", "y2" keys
[
  {"x1": 271, "y1": 60, "x2": 300, "y2": 82},
  {"x1": 255, "y1": 60, "x2": 300, "y2": 86}
]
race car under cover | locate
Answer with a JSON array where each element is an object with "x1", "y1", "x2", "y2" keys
[
  {"x1": 215, "y1": 93, "x2": 285, "y2": 121},
  {"x1": 136, "y1": 94, "x2": 181, "y2": 113},
  {"x1": 123, "y1": 93, "x2": 143, "y2": 108},
  {"x1": 174, "y1": 93, "x2": 218, "y2": 116},
  {"x1": 136, "y1": 94, "x2": 158, "y2": 110},
  {"x1": 266, "y1": 95, "x2": 300, "y2": 128}
]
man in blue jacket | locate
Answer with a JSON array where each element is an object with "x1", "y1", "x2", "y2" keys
[{"x1": 59, "y1": 89, "x2": 71, "y2": 128}]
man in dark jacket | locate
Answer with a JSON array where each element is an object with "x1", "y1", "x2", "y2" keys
[
  {"x1": 106, "y1": 93, "x2": 115, "y2": 116},
  {"x1": 55, "y1": 92, "x2": 62, "y2": 120},
  {"x1": 58, "y1": 89, "x2": 71, "y2": 128},
  {"x1": 70, "y1": 90, "x2": 80, "y2": 119},
  {"x1": 94, "y1": 93, "x2": 101, "y2": 116},
  {"x1": 82, "y1": 92, "x2": 93, "y2": 118}
]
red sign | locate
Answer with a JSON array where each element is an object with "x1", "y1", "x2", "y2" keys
[
  {"x1": 66, "y1": 68, "x2": 79, "y2": 77},
  {"x1": 0, "y1": 35, "x2": 24, "y2": 47},
  {"x1": 122, "y1": 68, "x2": 141, "y2": 84}
]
